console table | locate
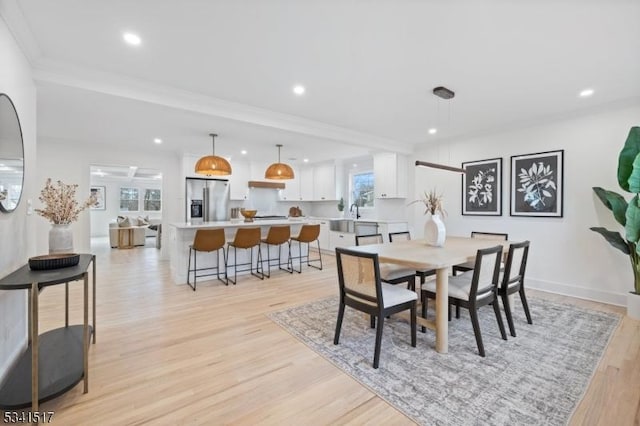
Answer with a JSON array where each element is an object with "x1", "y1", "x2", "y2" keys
[{"x1": 0, "y1": 254, "x2": 96, "y2": 411}]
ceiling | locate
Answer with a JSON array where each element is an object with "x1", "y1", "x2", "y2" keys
[{"x1": 3, "y1": 0, "x2": 640, "y2": 163}]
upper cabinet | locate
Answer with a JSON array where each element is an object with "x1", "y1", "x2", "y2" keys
[
  {"x1": 229, "y1": 161, "x2": 250, "y2": 200},
  {"x1": 280, "y1": 165, "x2": 300, "y2": 201},
  {"x1": 373, "y1": 152, "x2": 407, "y2": 199},
  {"x1": 299, "y1": 167, "x2": 314, "y2": 201},
  {"x1": 313, "y1": 163, "x2": 337, "y2": 201}
]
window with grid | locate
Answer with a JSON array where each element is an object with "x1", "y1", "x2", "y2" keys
[
  {"x1": 119, "y1": 187, "x2": 139, "y2": 211},
  {"x1": 144, "y1": 189, "x2": 161, "y2": 211}
]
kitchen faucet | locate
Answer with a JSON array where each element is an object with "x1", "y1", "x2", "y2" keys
[{"x1": 350, "y1": 203, "x2": 361, "y2": 219}]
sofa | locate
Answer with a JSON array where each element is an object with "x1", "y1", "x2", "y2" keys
[{"x1": 109, "y1": 215, "x2": 161, "y2": 248}]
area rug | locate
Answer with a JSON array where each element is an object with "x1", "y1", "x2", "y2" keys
[{"x1": 268, "y1": 296, "x2": 620, "y2": 426}]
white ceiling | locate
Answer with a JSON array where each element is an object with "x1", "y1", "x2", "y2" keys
[{"x1": 3, "y1": 0, "x2": 640, "y2": 163}]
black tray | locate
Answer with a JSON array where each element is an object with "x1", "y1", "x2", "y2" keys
[{"x1": 28, "y1": 254, "x2": 80, "y2": 270}]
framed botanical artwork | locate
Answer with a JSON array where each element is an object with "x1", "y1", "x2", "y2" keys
[
  {"x1": 510, "y1": 150, "x2": 564, "y2": 217},
  {"x1": 461, "y1": 157, "x2": 502, "y2": 216},
  {"x1": 90, "y1": 186, "x2": 106, "y2": 210}
]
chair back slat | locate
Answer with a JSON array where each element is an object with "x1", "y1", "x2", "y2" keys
[
  {"x1": 471, "y1": 231, "x2": 508, "y2": 241},
  {"x1": 193, "y1": 229, "x2": 226, "y2": 251},
  {"x1": 355, "y1": 234, "x2": 383, "y2": 246},
  {"x1": 389, "y1": 231, "x2": 411, "y2": 242},
  {"x1": 471, "y1": 245, "x2": 503, "y2": 296}
]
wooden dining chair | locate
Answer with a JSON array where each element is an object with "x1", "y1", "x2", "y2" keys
[
  {"x1": 334, "y1": 247, "x2": 417, "y2": 369},
  {"x1": 388, "y1": 231, "x2": 436, "y2": 285},
  {"x1": 356, "y1": 234, "x2": 417, "y2": 290},
  {"x1": 498, "y1": 240, "x2": 532, "y2": 337},
  {"x1": 452, "y1": 231, "x2": 508, "y2": 275},
  {"x1": 421, "y1": 244, "x2": 507, "y2": 357}
]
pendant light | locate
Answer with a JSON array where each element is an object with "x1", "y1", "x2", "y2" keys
[
  {"x1": 195, "y1": 133, "x2": 232, "y2": 176},
  {"x1": 415, "y1": 86, "x2": 466, "y2": 174},
  {"x1": 265, "y1": 144, "x2": 294, "y2": 180}
]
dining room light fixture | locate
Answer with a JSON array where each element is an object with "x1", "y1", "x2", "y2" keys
[
  {"x1": 414, "y1": 87, "x2": 466, "y2": 174},
  {"x1": 194, "y1": 133, "x2": 232, "y2": 176},
  {"x1": 265, "y1": 144, "x2": 294, "y2": 180}
]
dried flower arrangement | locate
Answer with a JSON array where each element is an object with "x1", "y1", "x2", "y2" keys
[
  {"x1": 410, "y1": 189, "x2": 446, "y2": 216},
  {"x1": 35, "y1": 178, "x2": 96, "y2": 225}
]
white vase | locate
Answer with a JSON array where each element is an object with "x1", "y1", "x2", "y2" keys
[
  {"x1": 628, "y1": 292, "x2": 640, "y2": 321},
  {"x1": 49, "y1": 224, "x2": 74, "y2": 254},
  {"x1": 424, "y1": 213, "x2": 446, "y2": 247}
]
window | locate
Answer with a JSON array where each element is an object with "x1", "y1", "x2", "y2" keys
[
  {"x1": 350, "y1": 171, "x2": 375, "y2": 208},
  {"x1": 119, "y1": 187, "x2": 139, "y2": 211},
  {"x1": 144, "y1": 189, "x2": 161, "y2": 211}
]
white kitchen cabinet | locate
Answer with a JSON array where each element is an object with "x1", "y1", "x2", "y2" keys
[
  {"x1": 329, "y1": 231, "x2": 356, "y2": 251},
  {"x1": 378, "y1": 221, "x2": 409, "y2": 243},
  {"x1": 279, "y1": 166, "x2": 300, "y2": 201},
  {"x1": 317, "y1": 220, "x2": 330, "y2": 251},
  {"x1": 373, "y1": 152, "x2": 407, "y2": 199},
  {"x1": 313, "y1": 163, "x2": 337, "y2": 201},
  {"x1": 299, "y1": 167, "x2": 314, "y2": 201},
  {"x1": 229, "y1": 161, "x2": 250, "y2": 200}
]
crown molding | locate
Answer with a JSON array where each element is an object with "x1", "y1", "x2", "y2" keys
[
  {"x1": 32, "y1": 58, "x2": 413, "y2": 155},
  {"x1": 0, "y1": 0, "x2": 42, "y2": 66}
]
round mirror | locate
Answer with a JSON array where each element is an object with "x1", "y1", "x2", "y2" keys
[{"x1": 0, "y1": 94, "x2": 24, "y2": 213}]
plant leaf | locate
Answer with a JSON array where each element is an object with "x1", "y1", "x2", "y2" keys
[
  {"x1": 618, "y1": 126, "x2": 640, "y2": 192},
  {"x1": 626, "y1": 195, "x2": 640, "y2": 242},
  {"x1": 590, "y1": 227, "x2": 630, "y2": 254},
  {"x1": 593, "y1": 187, "x2": 628, "y2": 226},
  {"x1": 629, "y1": 152, "x2": 640, "y2": 193}
]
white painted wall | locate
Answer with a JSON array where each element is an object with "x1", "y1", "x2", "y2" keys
[
  {"x1": 36, "y1": 140, "x2": 181, "y2": 259},
  {"x1": 412, "y1": 102, "x2": 640, "y2": 305},
  {"x1": 0, "y1": 17, "x2": 37, "y2": 381},
  {"x1": 89, "y1": 176, "x2": 162, "y2": 238}
]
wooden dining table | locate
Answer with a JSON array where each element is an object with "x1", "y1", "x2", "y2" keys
[{"x1": 347, "y1": 236, "x2": 511, "y2": 354}]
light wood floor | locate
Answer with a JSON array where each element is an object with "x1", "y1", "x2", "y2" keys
[{"x1": 8, "y1": 242, "x2": 640, "y2": 425}]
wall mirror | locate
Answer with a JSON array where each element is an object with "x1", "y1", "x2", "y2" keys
[{"x1": 0, "y1": 93, "x2": 24, "y2": 213}]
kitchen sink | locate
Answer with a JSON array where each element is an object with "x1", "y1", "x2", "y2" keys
[{"x1": 329, "y1": 219, "x2": 378, "y2": 236}]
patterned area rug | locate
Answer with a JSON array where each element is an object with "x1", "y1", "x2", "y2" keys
[{"x1": 268, "y1": 296, "x2": 620, "y2": 426}]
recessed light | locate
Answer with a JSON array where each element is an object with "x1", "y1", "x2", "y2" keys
[
  {"x1": 428, "y1": 128, "x2": 437, "y2": 135},
  {"x1": 579, "y1": 88, "x2": 594, "y2": 98},
  {"x1": 153, "y1": 138, "x2": 162, "y2": 144},
  {"x1": 303, "y1": 158, "x2": 309, "y2": 163},
  {"x1": 241, "y1": 150, "x2": 247, "y2": 155},
  {"x1": 293, "y1": 85, "x2": 306, "y2": 95},
  {"x1": 123, "y1": 32, "x2": 141, "y2": 46},
  {"x1": 353, "y1": 163, "x2": 358, "y2": 168}
]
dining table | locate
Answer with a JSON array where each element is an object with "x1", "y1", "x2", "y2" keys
[{"x1": 347, "y1": 236, "x2": 511, "y2": 354}]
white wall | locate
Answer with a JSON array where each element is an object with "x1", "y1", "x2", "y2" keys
[
  {"x1": 89, "y1": 177, "x2": 162, "y2": 237},
  {"x1": 412, "y1": 103, "x2": 640, "y2": 305},
  {"x1": 0, "y1": 17, "x2": 37, "y2": 381},
  {"x1": 36, "y1": 141, "x2": 181, "y2": 258}
]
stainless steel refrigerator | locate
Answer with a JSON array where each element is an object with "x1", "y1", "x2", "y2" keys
[{"x1": 185, "y1": 177, "x2": 230, "y2": 222}]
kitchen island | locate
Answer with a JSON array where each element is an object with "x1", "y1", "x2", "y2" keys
[{"x1": 169, "y1": 218, "x2": 314, "y2": 284}]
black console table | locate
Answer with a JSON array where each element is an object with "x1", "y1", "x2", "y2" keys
[{"x1": 0, "y1": 254, "x2": 96, "y2": 411}]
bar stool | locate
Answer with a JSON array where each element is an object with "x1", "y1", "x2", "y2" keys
[
  {"x1": 261, "y1": 225, "x2": 293, "y2": 278},
  {"x1": 226, "y1": 227, "x2": 264, "y2": 284},
  {"x1": 291, "y1": 224, "x2": 322, "y2": 273},
  {"x1": 187, "y1": 228, "x2": 227, "y2": 291}
]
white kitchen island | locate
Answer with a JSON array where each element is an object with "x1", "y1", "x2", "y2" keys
[{"x1": 169, "y1": 219, "x2": 315, "y2": 284}]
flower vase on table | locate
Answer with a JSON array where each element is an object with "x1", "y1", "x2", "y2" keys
[
  {"x1": 49, "y1": 224, "x2": 73, "y2": 254},
  {"x1": 424, "y1": 213, "x2": 446, "y2": 247}
]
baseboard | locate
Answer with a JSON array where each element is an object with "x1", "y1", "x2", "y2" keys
[{"x1": 527, "y1": 277, "x2": 627, "y2": 307}]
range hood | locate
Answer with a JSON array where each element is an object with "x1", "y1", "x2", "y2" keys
[{"x1": 248, "y1": 180, "x2": 285, "y2": 189}]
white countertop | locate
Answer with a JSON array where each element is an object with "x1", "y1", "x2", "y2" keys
[
  {"x1": 309, "y1": 216, "x2": 408, "y2": 224},
  {"x1": 171, "y1": 218, "x2": 313, "y2": 229}
]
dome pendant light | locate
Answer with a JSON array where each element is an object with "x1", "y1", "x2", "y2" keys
[
  {"x1": 265, "y1": 144, "x2": 294, "y2": 180},
  {"x1": 195, "y1": 133, "x2": 232, "y2": 176}
]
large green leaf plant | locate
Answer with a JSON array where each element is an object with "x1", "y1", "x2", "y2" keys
[{"x1": 591, "y1": 127, "x2": 640, "y2": 295}]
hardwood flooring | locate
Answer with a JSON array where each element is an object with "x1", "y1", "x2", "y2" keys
[{"x1": 6, "y1": 241, "x2": 640, "y2": 425}]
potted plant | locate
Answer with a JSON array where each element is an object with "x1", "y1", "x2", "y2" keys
[
  {"x1": 590, "y1": 126, "x2": 640, "y2": 319},
  {"x1": 411, "y1": 189, "x2": 446, "y2": 246},
  {"x1": 337, "y1": 197, "x2": 345, "y2": 215}
]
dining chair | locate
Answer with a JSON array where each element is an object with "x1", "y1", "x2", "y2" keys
[
  {"x1": 356, "y1": 234, "x2": 417, "y2": 290},
  {"x1": 334, "y1": 247, "x2": 417, "y2": 369},
  {"x1": 452, "y1": 231, "x2": 509, "y2": 275},
  {"x1": 421, "y1": 244, "x2": 507, "y2": 357},
  {"x1": 498, "y1": 240, "x2": 532, "y2": 337},
  {"x1": 388, "y1": 231, "x2": 436, "y2": 285}
]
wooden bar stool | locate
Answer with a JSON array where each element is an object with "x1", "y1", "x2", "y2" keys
[
  {"x1": 187, "y1": 228, "x2": 227, "y2": 291},
  {"x1": 291, "y1": 224, "x2": 322, "y2": 273},
  {"x1": 261, "y1": 225, "x2": 293, "y2": 278},
  {"x1": 226, "y1": 227, "x2": 264, "y2": 284}
]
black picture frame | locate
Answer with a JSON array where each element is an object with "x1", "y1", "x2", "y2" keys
[
  {"x1": 461, "y1": 157, "x2": 502, "y2": 216},
  {"x1": 90, "y1": 186, "x2": 106, "y2": 210},
  {"x1": 510, "y1": 150, "x2": 564, "y2": 217}
]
